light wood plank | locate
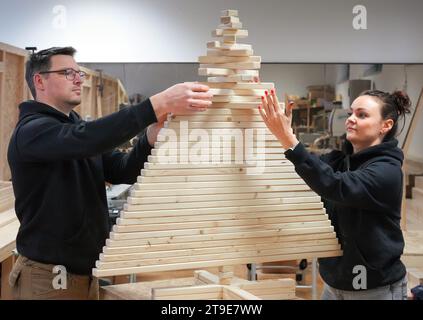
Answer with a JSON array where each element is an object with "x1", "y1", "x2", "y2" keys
[
  {"x1": 122, "y1": 202, "x2": 324, "y2": 219},
  {"x1": 223, "y1": 286, "x2": 261, "y2": 300},
  {"x1": 119, "y1": 209, "x2": 326, "y2": 224},
  {"x1": 103, "y1": 232, "x2": 335, "y2": 255},
  {"x1": 207, "y1": 42, "x2": 252, "y2": 50},
  {"x1": 127, "y1": 190, "x2": 317, "y2": 205},
  {"x1": 109, "y1": 220, "x2": 331, "y2": 241},
  {"x1": 115, "y1": 214, "x2": 328, "y2": 234},
  {"x1": 138, "y1": 173, "x2": 301, "y2": 184},
  {"x1": 144, "y1": 159, "x2": 288, "y2": 169},
  {"x1": 220, "y1": 16, "x2": 240, "y2": 24},
  {"x1": 207, "y1": 89, "x2": 265, "y2": 97},
  {"x1": 198, "y1": 56, "x2": 260, "y2": 64},
  {"x1": 0, "y1": 209, "x2": 17, "y2": 228},
  {"x1": 105, "y1": 226, "x2": 335, "y2": 248},
  {"x1": 207, "y1": 49, "x2": 254, "y2": 57},
  {"x1": 221, "y1": 9, "x2": 238, "y2": 17},
  {"x1": 101, "y1": 239, "x2": 339, "y2": 262},
  {"x1": 200, "y1": 62, "x2": 261, "y2": 70},
  {"x1": 97, "y1": 243, "x2": 340, "y2": 269},
  {"x1": 219, "y1": 22, "x2": 243, "y2": 29},
  {"x1": 131, "y1": 184, "x2": 310, "y2": 198},
  {"x1": 213, "y1": 29, "x2": 248, "y2": 38},
  {"x1": 199, "y1": 68, "x2": 258, "y2": 77},
  {"x1": 93, "y1": 249, "x2": 341, "y2": 277},
  {"x1": 198, "y1": 82, "x2": 274, "y2": 90},
  {"x1": 166, "y1": 120, "x2": 266, "y2": 128},
  {"x1": 151, "y1": 149, "x2": 285, "y2": 157}
]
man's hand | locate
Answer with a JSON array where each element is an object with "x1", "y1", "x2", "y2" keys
[
  {"x1": 258, "y1": 89, "x2": 299, "y2": 150},
  {"x1": 150, "y1": 82, "x2": 213, "y2": 120}
]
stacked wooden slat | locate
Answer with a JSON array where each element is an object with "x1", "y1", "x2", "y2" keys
[
  {"x1": 151, "y1": 272, "x2": 296, "y2": 300},
  {"x1": 0, "y1": 181, "x2": 18, "y2": 263},
  {"x1": 93, "y1": 9, "x2": 342, "y2": 283}
]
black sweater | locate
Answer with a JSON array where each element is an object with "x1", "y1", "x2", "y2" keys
[
  {"x1": 285, "y1": 139, "x2": 406, "y2": 290},
  {"x1": 8, "y1": 100, "x2": 157, "y2": 275}
]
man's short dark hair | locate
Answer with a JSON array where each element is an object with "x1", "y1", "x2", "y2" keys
[{"x1": 26, "y1": 46, "x2": 76, "y2": 98}]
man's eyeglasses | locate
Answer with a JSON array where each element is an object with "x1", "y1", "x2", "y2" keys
[{"x1": 39, "y1": 68, "x2": 86, "y2": 81}]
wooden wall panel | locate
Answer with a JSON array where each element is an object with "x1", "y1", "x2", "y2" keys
[{"x1": 0, "y1": 43, "x2": 27, "y2": 181}]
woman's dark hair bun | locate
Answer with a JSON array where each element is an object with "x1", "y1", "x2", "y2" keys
[{"x1": 390, "y1": 91, "x2": 411, "y2": 116}]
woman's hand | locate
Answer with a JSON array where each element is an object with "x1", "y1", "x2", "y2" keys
[
  {"x1": 258, "y1": 89, "x2": 299, "y2": 150},
  {"x1": 146, "y1": 122, "x2": 165, "y2": 147}
]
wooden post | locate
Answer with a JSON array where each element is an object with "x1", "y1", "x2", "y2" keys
[
  {"x1": 401, "y1": 87, "x2": 423, "y2": 231},
  {"x1": 1, "y1": 255, "x2": 15, "y2": 300}
]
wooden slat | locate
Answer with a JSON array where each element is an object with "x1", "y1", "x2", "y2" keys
[
  {"x1": 109, "y1": 220, "x2": 331, "y2": 241},
  {"x1": 122, "y1": 203, "x2": 324, "y2": 218},
  {"x1": 207, "y1": 42, "x2": 251, "y2": 50},
  {"x1": 97, "y1": 243, "x2": 340, "y2": 269},
  {"x1": 131, "y1": 184, "x2": 310, "y2": 197},
  {"x1": 219, "y1": 22, "x2": 243, "y2": 29},
  {"x1": 199, "y1": 68, "x2": 258, "y2": 77},
  {"x1": 207, "y1": 49, "x2": 254, "y2": 57},
  {"x1": 104, "y1": 232, "x2": 335, "y2": 255},
  {"x1": 141, "y1": 166, "x2": 293, "y2": 177},
  {"x1": 198, "y1": 82, "x2": 274, "y2": 90},
  {"x1": 207, "y1": 75, "x2": 256, "y2": 82},
  {"x1": 212, "y1": 29, "x2": 248, "y2": 38},
  {"x1": 200, "y1": 62, "x2": 260, "y2": 70},
  {"x1": 124, "y1": 196, "x2": 321, "y2": 212},
  {"x1": 207, "y1": 89, "x2": 265, "y2": 97},
  {"x1": 127, "y1": 190, "x2": 317, "y2": 205},
  {"x1": 115, "y1": 215, "x2": 328, "y2": 232},
  {"x1": 237, "y1": 279, "x2": 295, "y2": 290},
  {"x1": 0, "y1": 209, "x2": 17, "y2": 228},
  {"x1": 156, "y1": 133, "x2": 277, "y2": 142},
  {"x1": 101, "y1": 239, "x2": 339, "y2": 263},
  {"x1": 198, "y1": 56, "x2": 260, "y2": 64},
  {"x1": 105, "y1": 226, "x2": 335, "y2": 248},
  {"x1": 135, "y1": 179, "x2": 312, "y2": 191},
  {"x1": 223, "y1": 286, "x2": 261, "y2": 300},
  {"x1": 166, "y1": 120, "x2": 266, "y2": 128},
  {"x1": 151, "y1": 148, "x2": 285, "y2": 156},
  {"x1": 152, "y1": 284, "x2": 222, "y2": 298},
  {"x1": 93, "y1": 249, "x2": 341, "y2": 277},
  {"x1": 138, "y1": 173, "x2": 301, "y2": 184},
  {"x1": 220, "y1": 16, "x2": 240, "y2": 24},
  {"x1": 144, "y1": 160, "x2": 289, "y2": 169},
  {"x1": 221, "y1": 9, "x2": 238, "y2": 17},
  {"x1": 0, "y1": 219, "x2": 19, "y2": 262},
  {"x1": 119, "y1": 209, "x2": 326, "y2": 224}
]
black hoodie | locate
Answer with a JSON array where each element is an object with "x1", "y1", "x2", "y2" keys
[
  {"x1": 285, "y1": 139, "x2": 406, "y2": 291},
  {"x1": 8, "y1": 100, "x2": 157, "y2": 275}
]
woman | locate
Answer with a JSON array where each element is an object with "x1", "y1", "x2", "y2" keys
[{"x1": 259, "y1": 89, "x2": 411, "y2": 300}]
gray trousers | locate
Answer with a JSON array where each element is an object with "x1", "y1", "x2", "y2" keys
[{"x1": 321, "y1": 277, "x2": 407, "y2": 300}]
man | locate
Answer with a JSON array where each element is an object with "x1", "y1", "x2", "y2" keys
[{"x1": 7, "y1": 46, "x2": 212, "y2": 299}]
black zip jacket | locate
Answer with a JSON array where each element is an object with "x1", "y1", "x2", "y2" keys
[
  {"x1": 285, "y1": 139, "x2": 406, "y2": 290},
  {"x1": 8, "y1": 100, "x2": 157, "y2": 275}
]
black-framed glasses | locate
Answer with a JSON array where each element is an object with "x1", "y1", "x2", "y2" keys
[{"x1": 39, "y1": 68, "x2": 86, "y2": 81}]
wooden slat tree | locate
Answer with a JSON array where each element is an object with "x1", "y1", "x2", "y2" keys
[{"x1": 93, "y1": 9, "x2": 342, "y2": 278}]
